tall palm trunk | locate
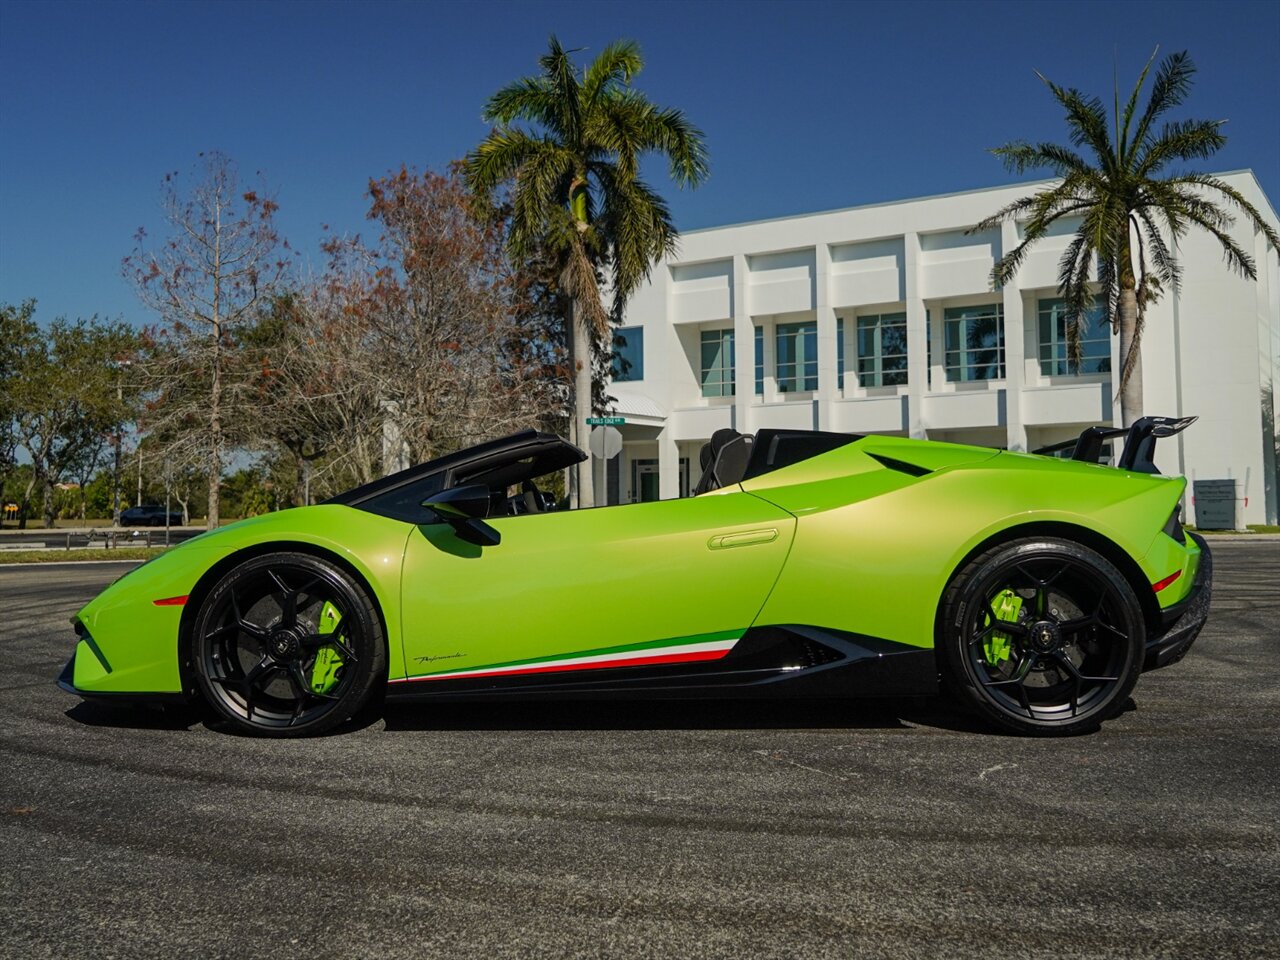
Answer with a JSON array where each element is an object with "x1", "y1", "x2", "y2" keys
[
  {"x1": 1116, "y1": 236, "x2": 1142, "y2": 429},
  {"x1": 571, "y1": 299, "x2": 595, "y2": 509},
  {"x1": 1117, "y1": 284, "x2": 1143, "y2": 428}
]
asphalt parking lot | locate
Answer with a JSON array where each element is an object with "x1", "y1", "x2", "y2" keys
[{"x1": 1, "y1": 543, "x2": 1277, "y2": 959}]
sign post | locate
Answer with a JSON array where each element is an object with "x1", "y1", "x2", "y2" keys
[{"x1": 587, "y1": 422, "x2": 624, "y2": 506}]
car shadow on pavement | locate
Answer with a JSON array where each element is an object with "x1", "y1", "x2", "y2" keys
[
  {"x1": 62, "y1": 695, "x2": 1000, "y2": 736},
  {"x1": 64, "y1": 700, "x2": 206, "y2": 731},
  {"x1": 379, "y1": 695, "x2": 994, "y2": 734}
]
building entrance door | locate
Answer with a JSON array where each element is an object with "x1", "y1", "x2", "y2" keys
[
  {"x1": 633, "y1": 459, "x2": 659, "y2": 502},
  {"x1": 632, "y1": 457, "x2": 691, "y2": 501}
]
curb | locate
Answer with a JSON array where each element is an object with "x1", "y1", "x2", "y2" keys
[
  {"x1": 1198, "y1": 534, "x2": 1280, "y2": 541},
  {"x1": 0, "y1": 558, "x2": 148, "y2": 567}
]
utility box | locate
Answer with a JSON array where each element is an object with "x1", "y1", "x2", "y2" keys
[{"x1": 1193, "y1": 479, "x2": 1246, "y2": 531}]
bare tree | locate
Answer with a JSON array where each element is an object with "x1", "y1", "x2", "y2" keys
[
  {"x1": 246, "y1": 168, "x2": 564, "y2": 498},
  {"x1": 125, "y1": 152, "x2": 289, "y2": 528}
]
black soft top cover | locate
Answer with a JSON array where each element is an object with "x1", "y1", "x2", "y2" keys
[{"x1": 326, "y1": 430, "x2": 586, "y2": 522}]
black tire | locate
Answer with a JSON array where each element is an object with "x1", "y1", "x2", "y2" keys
[
  {"x1": 192, "y1": 551, "x2": 386, "y2": 737},
  {"x1": 938, "y1": 538, "x2": 1145, "y2": 736}
]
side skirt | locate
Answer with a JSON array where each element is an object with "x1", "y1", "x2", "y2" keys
[{"x1": 384, "y1": 625, "x2": 939, "y2": 703}]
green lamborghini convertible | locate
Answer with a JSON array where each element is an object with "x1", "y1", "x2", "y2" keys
[{"x1": 59, "y1": 417, "x2": 1211, "y2": 737}]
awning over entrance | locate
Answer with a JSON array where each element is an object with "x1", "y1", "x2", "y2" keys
[{"x1": 608, "y1": 390, "x2": 666, "y2": 427}]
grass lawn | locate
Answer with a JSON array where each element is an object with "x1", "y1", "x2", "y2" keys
[{"x1": 0, "y1": 547, "x2": 165, "y2": 564}]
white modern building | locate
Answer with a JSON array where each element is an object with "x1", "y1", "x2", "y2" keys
[{"x1": 602, "y1": 170, "x2": 1280, "y2": 525}]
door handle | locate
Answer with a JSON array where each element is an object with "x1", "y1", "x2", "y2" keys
[{"x1": 708, "y1": 528, "x2": 779, "y2": 550}]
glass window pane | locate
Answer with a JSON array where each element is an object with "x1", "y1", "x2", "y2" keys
[
  {"x1": 612, "y1": 326, "x2": 644, "y2": 381},
  {"x1": 943, "y1": 304, "x2": 1004, "y2": 382},
  {"x1": 1037, "y1": 296, "x2": 1109, "y2": 376},
  {"x1": 837, "y1": 318, "x2": 845, "y2": 389},
  {"x1": 881, "y1": 324, "x2": 907, "y2": 357},
  {"x1": 700, "y1": 328, "x2": 734, "y2": 397},
  {"x1": 754, "y1": 326, "x2": 764, "y2": 395},
  {"x1": 775, "y1": 321, "x2": 818, "y2": 392},
  {"x1": 854, "y1": 312, "x2": 909, "y2": 389}
]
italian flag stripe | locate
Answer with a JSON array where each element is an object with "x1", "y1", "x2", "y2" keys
[{"x1": 391, "y1": 632, "x2": 741, "y2": 684}]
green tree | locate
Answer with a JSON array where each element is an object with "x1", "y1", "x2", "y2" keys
[
  {"x1": 976, "y1": 49, "x2": 1279, "y2": 426},
  {"x1": 0, "y1": 301, "x2": 38, "y2": 517},
  {"x1": 463, "y1": 37, "x2": 708, "y2": 506},
  {"x1": 8, "y1": 309, "x2": 138, "y2": 527}
]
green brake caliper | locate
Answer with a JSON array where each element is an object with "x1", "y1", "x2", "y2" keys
[
  {"x1": 983, "y1": 589, "x2": 1022, "y2": 666},
  {"x1": 309, "y1": 601, "x2": 346, "y2": 694}
]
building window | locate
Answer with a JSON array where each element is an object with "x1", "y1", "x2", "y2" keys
[
  {"x1": 611, "y1": 326, "x2": 644, "y2": 382},
  {"x1": 837, "y1": 318, "x2": 845, "y2": 389},
  {"x1": 775, "y1": 321, "x2": 818, "y2": 393},
  {"x1": 700, "y1": 328, "x2": 735, "y2": 397},
  {"x1": 943, "y1": 304, "x2": 1004, "y2": 382},
  {"x1": 754, "y1": 325, "x2": 764, "y2": 396},
  {"x1": 855, "y1": 312, "x2": 908, "y2": 387},
  {"x1": 1038, "y1": 297, "x2": 1111, "y2": 376}
]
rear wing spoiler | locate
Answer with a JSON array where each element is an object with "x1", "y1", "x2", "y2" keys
[{"x1": 1032, "y1": 415, "x2": 1197, "y2": 475}]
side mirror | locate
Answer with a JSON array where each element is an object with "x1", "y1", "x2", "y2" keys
[
  {"x1": 423, "y1": 485, "x2": 501, "y2": 547},
  {"x1": 424, "y1": 484, "x2": 491, "y2": 520}
]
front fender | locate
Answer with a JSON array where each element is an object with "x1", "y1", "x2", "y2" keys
[{"x1": 69, "y1": 505, "x2": 412, "y2": 695}]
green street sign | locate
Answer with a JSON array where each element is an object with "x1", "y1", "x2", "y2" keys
[{"x1": 587, "y1": 416, "x2": 626, "y2": 426}]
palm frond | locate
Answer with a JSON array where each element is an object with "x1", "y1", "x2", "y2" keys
[
  {"x1": 593, "y1": 91, "x2": 709, "y2": 187},
  {"x1": 1057, "y1": 231, "x2": 1094, "y2": 369},
  {"x1": 1036, "y1": 74, "x2": 1115, "y2": 169},
  {"x1": 1163, "y1": 172, "x2": 1280, "y2": 252},
  {"x1": 482, "y1": 76, "x2": 559, "y2": 130},
  {"x1": 1130, "y1": 51, "x2": 1196, "y2": 154},
  {"x1": 990, "y1": 140, "x2": 1094, "y2": 178},
  {"x1": 595, "y1": 168, "x2": 676, "y2": 313},
  {"x1": 539, "y1": 35, "x2": 582, "y2": 146},
  {"x1": 582, "y1": 38, "x2": 642, "y2": 105},
  {"x1": 463, "y1": 128, "x2": 544, "y2": 200},
  {"x1": 1135, "y1": 118, "x2": 1227, "y2": 175},
  {"x1": 1096, "y1": 250, "x2": 1118, "y2": 331},
  {"x1": 984, "y1": 182, "x2": 1095, "y2": 286},
  {"x1": 1118, "y1": 48, "x2": 1160, "y2": 162},
  {"x1": 1132, "y1": 207, "x2": 1183, "y2": 294},
  {"x1": 562, "y1": 232, "x2": 609, "y2": 334},
  {"x1": 505, "y1": 143, "x2": 575, "y2": 257},
  {"x1": 971, "y1": 183, "x2": 1088, "y2": 233}
]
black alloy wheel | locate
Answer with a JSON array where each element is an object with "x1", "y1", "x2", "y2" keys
[
  {"x1": 192, "y1": 552, "x2": 385, "y2": 737},
  {"x1": 940, "y1": 538, "x2": 1145, "y2": 735}
]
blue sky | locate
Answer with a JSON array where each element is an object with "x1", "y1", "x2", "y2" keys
[{"x1": 1, "y1": 0, "x2": 1277, "y2": 326}]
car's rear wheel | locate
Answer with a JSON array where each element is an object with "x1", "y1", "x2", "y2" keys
[
  {"x1": 939, "y1": 538, "x2": 1145, "y2": 736},
  {"x1": 192, "y1": 552, "x2": 385, "y2": 737}
]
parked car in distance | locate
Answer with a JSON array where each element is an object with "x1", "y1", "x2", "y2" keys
[{"x1": 120, "y1": 504, "x2": 184, "y2": 527}]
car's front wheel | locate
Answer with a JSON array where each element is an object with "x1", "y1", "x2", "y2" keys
[
  {"x1": 192, "y1": 551, "x2": 386, "y2": 737},
  {"x1": 938, "y1": 538, "x2": 1145, "y2": 736}
]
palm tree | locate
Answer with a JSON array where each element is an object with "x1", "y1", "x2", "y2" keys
[
  {"x1": 464, "y1": 36, "x2": 708, "y2": 506},
  {"x1": 976, "y1": 49, "x2": 1278, "y2": 427}
]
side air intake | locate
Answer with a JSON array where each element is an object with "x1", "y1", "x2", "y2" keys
[{"x1": 866, "y1": 453, "x2": 932, "y2": 478}]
